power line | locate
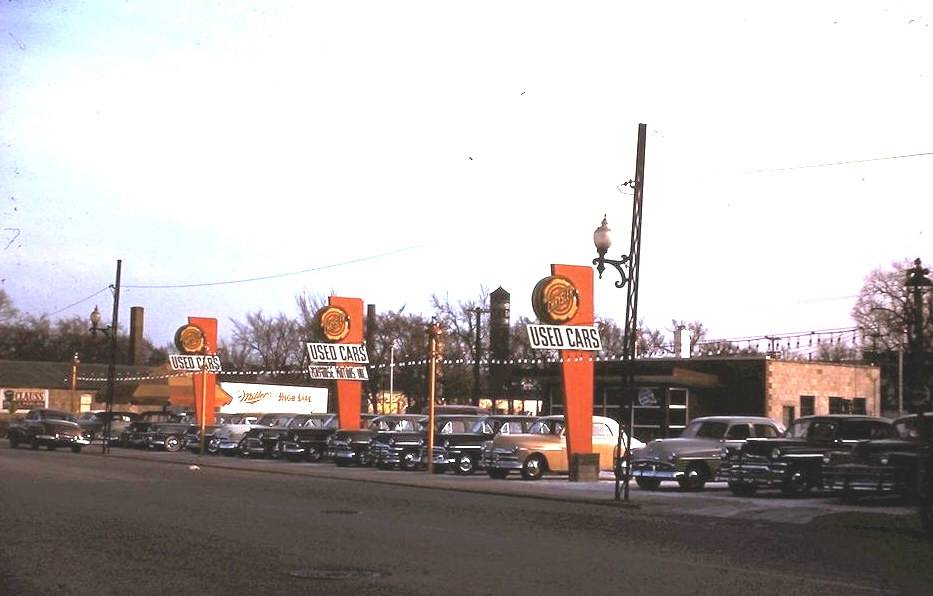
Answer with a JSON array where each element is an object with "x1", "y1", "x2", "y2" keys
[
  {"x1": 42, "y1": 286, "x2": 111, "y2": 318},
  {"x1": 124, "y1": 244, "x2": 424, "y2": 290},
  {"x1": 743, "y1": 151, "x2": 933, "y2": 174}
]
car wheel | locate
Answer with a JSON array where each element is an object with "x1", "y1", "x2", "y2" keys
[
  {"x1": 400, "y1": 451, "x2": 419, "y2": 471},
  {"x1": 487, "y1": 469, "x2": 509, "y2": 479},
  {"x1": 678, "y1": 463, "x2": 707, "y2": 491},
  {"x1": 306, "y1": 446, "x2": 322, "y2": 463},
  {"x1": 635, "y1": 477, "x2": 661, "y2": 490},
  {"x1": 729, "y1": 482, "x2": 757, "y2": 497},
  {"x1": 521, "y1": 454, "x2": 545, "y2": 481},
  {"x1": 357, "y1": 451, "x2": 371, "y2": 467},
  {"x1": 206, "y1": 440, "x2": 220, "y2": 455},
  {"x1": 781, "y1": 466, "x2": 812, "y2": 497},
  {"x1": 8, "y1": 436, "x2": 18, "y2": 449},
  {"x1": 455, "y1": 453, "x2": 475, "y2": 475},
  {"x1": 71, "y1": 445, "x2": 82, "y2": 454},
  {"x1": 164, "y1": 435, "x2": 182, "y2": 453}
]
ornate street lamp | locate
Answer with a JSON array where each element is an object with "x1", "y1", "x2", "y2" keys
[
  {"x1": 88, "y1": 260, "x2": 122, "y2": 454},
  {"x1": 591, "y1": 123, "x2": 646, "y2": 502}
]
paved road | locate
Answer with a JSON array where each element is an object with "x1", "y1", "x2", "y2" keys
[{"x1": 1, "y1": 447, "x2": 931, "y2": 595}]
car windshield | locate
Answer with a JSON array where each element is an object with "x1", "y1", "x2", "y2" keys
[
  {"x1": 528, "y1": 420, "x2": 564, "y2": 436},
  {"x1": 681, "y1": 420, "x2": 728, "y2": 439},
  {"x1": 895, "y1": 415, "x2": 933, "y2": 439},
  {"x1": 786, "y1": 419, "x2": 812, "y2": 438},
  {"x1": 437, "y1": 419, "x2": 474, "y2": 434},
  {"x1": 298, "y1": 415, "x2": 336, "y2": 429}
]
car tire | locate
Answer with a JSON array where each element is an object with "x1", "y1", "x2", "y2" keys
[
  {"x1": 164, "y1": 435, "x2": 182, "y2": 453},
  {"x1": 400, "y1": 451, "x2": 419, "y2": 471},
  {"x1": 781, "y1": 466, "x2": 812, "y2": 497},
  {"x1": 521, "y1": 454, "x2": 545, "y2": 481},
  {"x1": 455, "y1": 453, "x2": 475, "y2": 475},
  {"x1": 8, "y1": 436, "x2": 18, "y2": 449},
  {"x1": 635, "y1": 477, "x2": 661, "y2": 490},
  {"x1": 487, "y1": 469, "x2": 509, "y2": 479},
  {"x1": 678, "y1": 463, "x2": 707, "y2": 491},
  {"x1": 357, "y1": 451, "x2": 371, "y2": 467},
  {"x1": 71, "y1": 445, "x2": 82, "y2": 454},
  {"x1": 306, "y1": 446, "x2": 322, "y2": 463},
  {"x1": 729, "y1": 482, "x2": 757, "y2": 497}
]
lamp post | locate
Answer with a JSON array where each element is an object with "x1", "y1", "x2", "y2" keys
[
  {"x1": 591, "y1": 123, "x2": 646, "y2": 502},
  {"x1": 70, "y1": 352, "x2": 80, "y2": 414},
  {"x1": 472, "y1": 306, "x2": 490, "y2": 408},
  {"x1": 905, "y1": 258, "x2": 932, "y2": 535},
  {"x1": 388, "y1": 339, "x2": 399, "y2": 414},
  {"x1": 426, "y1": 318, "x2": 441, "y2": 474},
  {"x1": 89, "y1": 259, "x2": 122, "y2": 455}
]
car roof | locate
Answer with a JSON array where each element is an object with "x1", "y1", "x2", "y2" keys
[
  {"x1": 690, "y1": 416, "x2": 779, "y2": 423},
  {"x1": 795, "y1": 415, "x2": 892, "y2": 422}
]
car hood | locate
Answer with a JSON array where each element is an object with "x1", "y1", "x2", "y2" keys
[
  {"x1": 634, "y1": 438, "x2": 721, "y2": 461},
  {"x1": 43, "y1": 420, "x2": 82, "y2": 433}
]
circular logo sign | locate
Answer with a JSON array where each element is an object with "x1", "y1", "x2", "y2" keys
[
  {"x1": 532, "y1": 275, "x2": 579, "y2": 324},
  {"x1": 317, "y1": 305, "x2": 351, "y2": 342},
  {"x1": 174, "y1": 324, "x2": 206, "y2": 354}
]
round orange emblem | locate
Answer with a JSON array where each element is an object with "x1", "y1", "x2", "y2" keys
[
  {"x1": 532, "y1": 275, "x2": 579, "y2": 324},
  {"x1": 174, "y1": 324, "x2": 206, "y2": 354},
  {"x1": 317, "y1": 305, "x2": 351, "y2": 342}
]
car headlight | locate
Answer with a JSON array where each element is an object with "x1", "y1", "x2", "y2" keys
[
  {"x1": 388, "y1": 437, "x2": 396, "y2": 446},
  {"x1": 771, "y1": 448, "x2": 782, "y2": 460},
  {"x1": 880, "y1": 455, "x2": 889, "y2": 465},
  {"x1": 720, "y1": 446, "x2": 729, "y2": 459},
  {"x1": 443, "y1": 439, "x2": 451, "y2": 448},
  {"x1": 667, "y1": 452, "x2": 678, "y2": 462},
  {"x1": 509, "y1": 445, "x2": 520, "y2": 454},
  {"x1": 822, "y1": 454, "x2": 831, "y2": 465}
]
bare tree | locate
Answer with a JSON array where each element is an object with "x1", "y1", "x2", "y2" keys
[
  {"x1": 228, "y1": 311, "x2": 302, "y2": 378},
  {"x1": 852, "y1": 259, "x2": 931, "y2": 352}
]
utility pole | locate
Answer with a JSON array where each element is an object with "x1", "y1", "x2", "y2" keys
[{"x1": 472, "y1": 307, "x2": 484, "y2": 407}]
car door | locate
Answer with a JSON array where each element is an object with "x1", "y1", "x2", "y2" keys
[
  {"x1": 723, "y1": 423, "x2": 751, "y2": 450},
  {"x1": 592, "y1": 421, "x2": 617, "y2": 471}
]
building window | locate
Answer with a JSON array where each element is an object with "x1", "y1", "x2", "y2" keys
[
  {"x1": 852, "y1": 398, "x2": 867, "y2": 415},
  {"x1": 800, "y1": 395, "x2": 815, "y2": 417},
  {"x1": 829, "y1": 396, "x2": 850, "y2": 414},
  {"x1": 782, "y1": 406, "x2": 795, "y2": 429}
]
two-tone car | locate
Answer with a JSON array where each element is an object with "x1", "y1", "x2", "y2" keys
[
  {"x1": 441, "y1": 415, "x2": 538, "y2": 475},
  {"x1": 7, "y1": 408, "x2": 91, "y2": 453},
  {"x1": 275, "y1": 413, "x2": 339, "y2": 462},
  {"x1": 482, "y1": 415, "x2": 645, "y2": 481},
  {"x1": 214, "y1": 413, "x2": 264, "y2": 456},
  {"x1": 369, "y1": 415, "x2": 431, "y2": 471},
  {"x1": 630, "y1": 416, "x2": 784, "y2": 491},
  {"x1": 821, "y1": 412, "x2": 933, "y2": 501},
  {"x1": 332, "y1": 414, "x2": 424, "y2": 467},
  {"x1": 237, "y1": 413, "x2": 301, "y2": 458},
  {"x1": 719, "y1": 414, "x2": 896, "y2": 496},
  {"x1": 77, "y1": 410, "x2": 139, "y2": 444}
]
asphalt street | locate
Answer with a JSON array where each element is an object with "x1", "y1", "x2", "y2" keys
[{"x1": 1, "y1": 447, "x2": 931, "y2": 596}]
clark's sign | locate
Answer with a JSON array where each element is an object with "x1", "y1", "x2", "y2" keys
[
  {"x1": 306, "y1": 342, "x2": 369, "y2": 364},
  {"x1": 527, "y1": 324, "x2": 602, "y2": 351},
  {"x1": 307, "y1": 365, "x2": 369, "y2": 381}
]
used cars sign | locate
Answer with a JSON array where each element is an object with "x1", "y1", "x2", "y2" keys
[
  {"x1": 527, "y1": 324, "x2": 602, "y2": 351},
  {"x1": 305, "y1": 342, "x2": 369, "y2": 364}
]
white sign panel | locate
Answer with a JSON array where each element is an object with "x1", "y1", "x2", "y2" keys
[
  {"x1": 218, "y1": 382, "x2": 328, "y2": 414},
  {"x1": 306, "y1": 342, "x2": 369, "y2": 364},
  {"x1": 307, "y1": 365, "x2": 369, "y2": 381},
  {"x1": 169, "y1": 354, "x2": 223, "y2": 372},
  {"x1": 527, "y1": 324, "x2": 603, "y2": 351},
  {"x1": 2, "y1": 388, "x2": 49, "y2": 413}
]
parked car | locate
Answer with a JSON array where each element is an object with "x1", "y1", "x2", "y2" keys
[
  {"x1": 482, "y1": 415, "x2": 645, "y2": 480},
  {"x1": 331, "y1": 414, "x2": 425, "y2": 467},
  {"x1": 147, "y1": 420, "x2": 195, "y2": 452},
  {"x1": 120, "y1": 420, "x2": 154, "y2": 448},
  {"x1": 821, "y1": 412, "x2": 933, "y2": 501},
  {"x1": 77, "y1": 410, "x2": 139, "y2": 444},
  {"x1": 630, "y1": 416, "x2": 784, "y2": 491},
  {"x1": 370, "y1": 415, "x2": 432, "y2": 471},
  {"x1": 277, "y1": 413, "x2": 340, "y2": 462},
  {"x1": 377, "y1": 414, "x2": 488, "y2": 472},
  {"x1": 214, "y1": 413, "x2": 264, "y2": 456},
  {"x1": 238, "y1": 413, "x2": 301, "y2": 458},
  {"x1": 441, "y1": 415, "x2": 538, "y2": 475},
  {"x1": 719, "y1": 414, "x2": 896, "y2": 496},
  {"x1": 7, "y1": 408, "x2": 91, "y2": 453}
]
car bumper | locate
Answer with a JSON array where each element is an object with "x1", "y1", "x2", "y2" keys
[
  {"x1": 631, "y1": 460, "x2": 681, "y2": 481},
  {"x1": 36, "y1": 434, "x2": 91, "y2": 447},
  {"x1": 822, "y1": 465, "x2": 902, "y2": 494},
  {"x1": 718, "y1": 461, "x2": 786, "y2": 486}
]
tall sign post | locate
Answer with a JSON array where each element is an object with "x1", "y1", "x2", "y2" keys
[
  {"x1": 529, "y1": 266, "x2": 600, "y2": 481},
  {"x1": 427, "y1": 318, "x2": 441, "y2": 473},
  {"x1": 170, "y1": 318, "x2": 221, "y2": 455},
  {"x1": 308, "y1": 297, "x2": 367, "y2": 430}
]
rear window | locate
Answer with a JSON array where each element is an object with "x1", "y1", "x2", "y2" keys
[
  {"x1": 839, "y1": 420, "x2": 895, "y2": 440},
  {"x1": 753, "y1": 424, "x2": 780, "y2": 438},
  {"x1": 682, "y1": 421, "x2": 727, "y2": 439}
]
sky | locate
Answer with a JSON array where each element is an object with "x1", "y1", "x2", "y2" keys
[{"x1": 1, "y1": 0, "x2": 931, "y2": 354}]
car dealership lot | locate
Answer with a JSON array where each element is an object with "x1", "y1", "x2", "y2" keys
[{"x1": 104, "y1": 445, "x2": 917, "y2": 526}]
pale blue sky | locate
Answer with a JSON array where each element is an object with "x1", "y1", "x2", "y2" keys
[{"x1": 2, "y1": 1, "x2": 931, "y2": 351}]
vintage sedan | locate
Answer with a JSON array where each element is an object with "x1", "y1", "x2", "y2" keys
[
  {"x1": 631, "y1": 416, "x2": 783, "y2": 491},
  {"x1": 277, "y1": 413, "x2": 339, "y2": 462},
  {"x1": 332, "y1": 414, "x2": 425, "y2": 467},
  {"x1": 77, "y1": 410, "x2": 139, "y2": 444},
  {"x1": 238, "y1": 413, "x2": 301, "y2": 458},
  {"x1": 821, "y1": 412, "x2": 933, "y2": 501},
  {"x1": 482, "y1": 415, "x2": 645, "y2": 480},
  {"x1": 146, "y1": 420, "x2": 195, "y2": 452},
  {"x1": 8, "y1": 408, "x2": 91, "y2": 453},
  {"x1": 120, "y1": 420, "x2": 154, "y2": 448},
  {"x1": 719, "y1": 414, "x2": 896, "y2": 496}
]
